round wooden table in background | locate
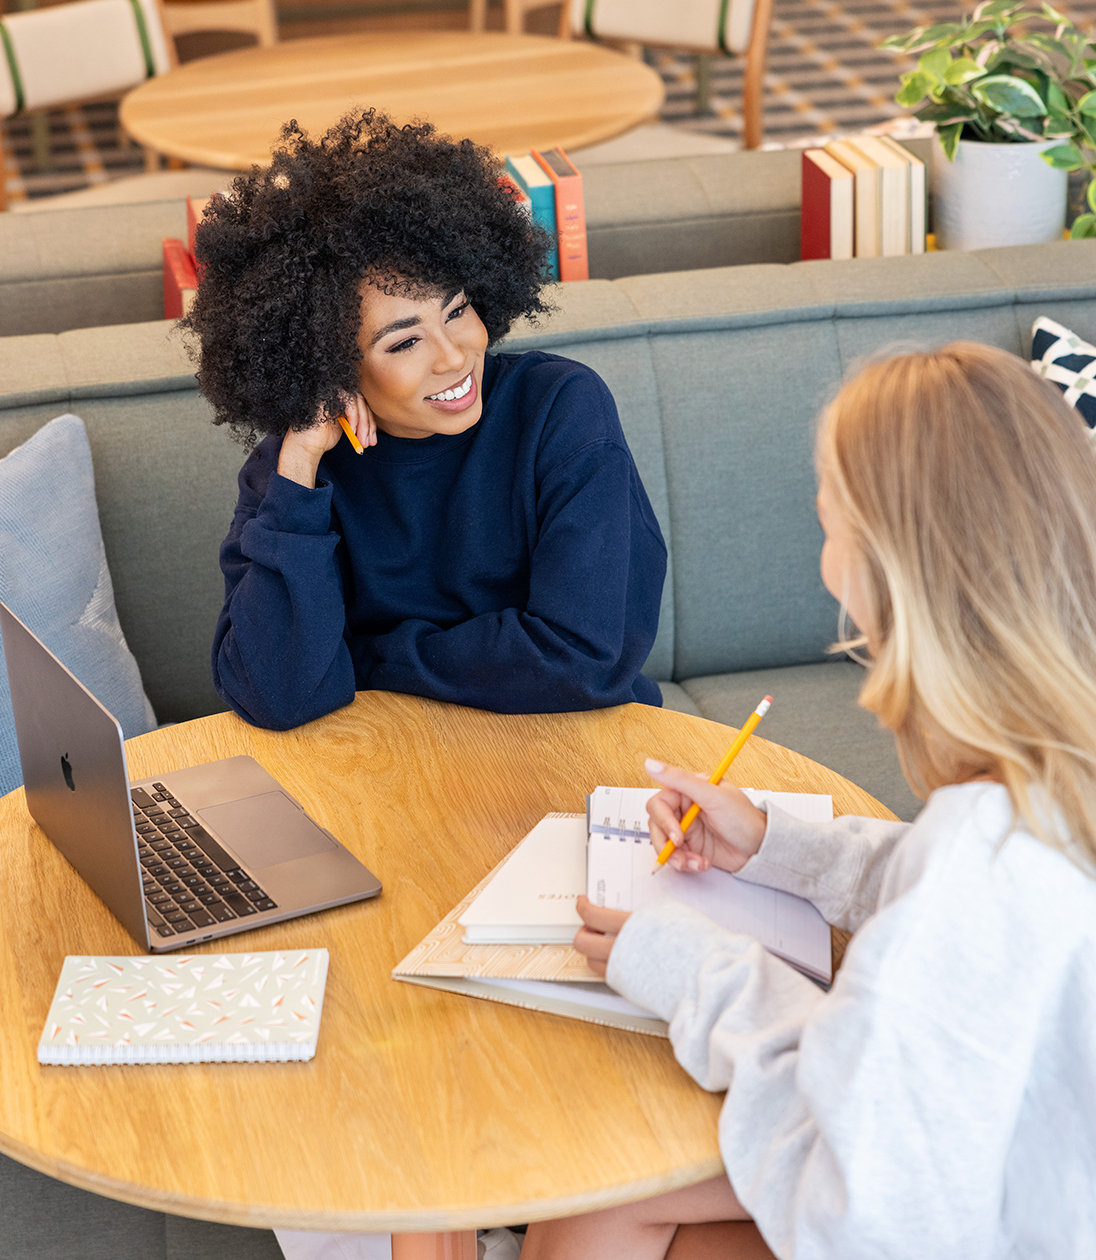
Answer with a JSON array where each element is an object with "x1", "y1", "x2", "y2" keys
[
  {"x1": 0, "y1": 695, "x2": 893, "y2": 1233},
  {"x1": 119, "y1": 31, "x2": 667, "y2": 169}
]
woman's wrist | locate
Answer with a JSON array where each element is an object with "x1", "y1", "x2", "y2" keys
[{"x1": 277, "y1": 434, "x2": 324, "y2": 488}]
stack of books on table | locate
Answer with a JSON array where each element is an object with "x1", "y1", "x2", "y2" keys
[
  {"x1": 161, "y1": 195, "x2": 209, "y2": 319},
  {"x1": 503, "y1": 147, "x2": 588, "y2": 282},
  {"x1": 801, "y1": 136, "x2": 926, "y2": 261}
]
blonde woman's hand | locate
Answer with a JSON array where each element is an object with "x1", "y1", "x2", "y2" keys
[
  {"x1": 573, "y1": 895, "x2": 629, "y2": 978},
  {"x1": 645, "y1": 758, "x2": 767, "y2": 875},
  {"x1": 277, "y1": 393, "x2": 377, "y2": 487}
]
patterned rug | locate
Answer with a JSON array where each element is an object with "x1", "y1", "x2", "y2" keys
[{"x1": 5, "y1": 0, "x2": 1096, "y2": 201}]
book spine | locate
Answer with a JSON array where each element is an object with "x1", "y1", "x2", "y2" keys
[
  {"x1": 533, "y1": 149, "x2": 588, "y2": 282},
  {"x1": 505, "y1": 156, "x2": 559, "y2": 281},
  {"x1": 162, "y1": 238, "x2": 197, "y2": 320},
  {"x1": 801, "y1": 151, "x2": 833, "y2": 260}
]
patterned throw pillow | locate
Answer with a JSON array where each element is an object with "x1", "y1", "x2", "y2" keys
[{"x1": 1031, "y1": 316, "x2": 1096, "y2": 435}]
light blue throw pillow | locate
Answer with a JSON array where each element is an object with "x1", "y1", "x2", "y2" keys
[{"x1": 0, "y1": 413, "x2": 157, "y2": 797}]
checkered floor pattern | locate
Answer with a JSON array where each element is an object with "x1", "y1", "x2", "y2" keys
[{"x1": 5, "y1": 0, "x2": 1096, "y2": 201}]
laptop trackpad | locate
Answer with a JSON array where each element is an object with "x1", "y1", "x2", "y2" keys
[{"x1": 197, "y1": 792, "x2": 337, "y2": 870}]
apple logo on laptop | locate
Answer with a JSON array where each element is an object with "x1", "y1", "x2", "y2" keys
[{"x1": 60, "y1": 754, "x2": 75, "y2": 792}]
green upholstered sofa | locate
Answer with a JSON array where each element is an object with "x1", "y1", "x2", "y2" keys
[
  {"x1": 1, "y1": 234, "x2": 1094, "y2": 1256},
  {"x1": 0, "y1": 141, "x2": 935, "y2": 338}
]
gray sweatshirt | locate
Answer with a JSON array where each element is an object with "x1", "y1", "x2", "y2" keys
[{"x1": 606, "y1": 781, "x2": 1096, "y2": 1259}]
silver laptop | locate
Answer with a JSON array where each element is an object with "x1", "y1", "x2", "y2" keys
[{"x1": 0, "y1": 601, "x2": 381, "y2": 953}]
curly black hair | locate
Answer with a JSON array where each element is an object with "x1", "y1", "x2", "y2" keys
[{"x1": 180, "y1": 109, "x2": 552, "y2": 443}]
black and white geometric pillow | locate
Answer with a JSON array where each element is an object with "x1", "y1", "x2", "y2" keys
[{"x1": 1031, "y1": 316, "x2": 1096, "y2": 435}]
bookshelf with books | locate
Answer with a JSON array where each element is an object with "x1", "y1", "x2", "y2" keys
[{"x1": 801, "y1": 136, "x2": 926, "y2": 261}]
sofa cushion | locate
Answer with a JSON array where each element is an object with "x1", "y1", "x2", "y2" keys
[
  {"x1": 1031, "y1": 315, "x2": 1096, "y2": 431},
  {"x1": 0, "y1": 413, "x2": 156, "y2": 795},
  {"x1": 680, "y1": 661, "x2": 922, "y2": 821}
]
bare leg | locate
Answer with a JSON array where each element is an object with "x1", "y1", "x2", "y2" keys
[
  {"x1": 520, "y1": 1175, "x2": 748, "y2": 1260},
  {"x1": 667, "y1": 1221, "x2": 777, "y2": 1260}
]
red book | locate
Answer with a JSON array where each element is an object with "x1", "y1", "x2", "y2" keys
[
  {"x1": 531, "y1": 147, "x2": 588, "y2": 282},
  {"x1": 186, "y1": 196, "x2": 210, "y2": 259},
  {"x1": 801, "y1": 150, "x2": 854, "y2": 262},
  {"x1": 162, "y1": 238, "x2": 198, "y2": 320}
]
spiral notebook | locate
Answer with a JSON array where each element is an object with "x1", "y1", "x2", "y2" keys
[{"x1": 38, "y1": 949, "x2": 329, "y2": 1065}]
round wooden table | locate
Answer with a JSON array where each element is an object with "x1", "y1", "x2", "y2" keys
[
  {"x1": 0, "y1": 694, "x2": 892, "y2": 1235},
  {"x1": 119, "y1": 31, "x2": 667, "y2": 169}
]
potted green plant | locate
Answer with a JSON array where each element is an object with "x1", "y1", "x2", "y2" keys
[{"x1": 880, "y1": 0, "x2": 1096, "y2": 247}]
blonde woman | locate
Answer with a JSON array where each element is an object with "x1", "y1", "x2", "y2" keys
[{"x1": 522, "y1": 343, "x2": 1096, "y2": 1259}]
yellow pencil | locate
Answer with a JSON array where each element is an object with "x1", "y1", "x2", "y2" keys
[
  {"x1": 337, "y1": 414, "x2": 364, "y2": 454},
  {"x1": 653, "y1": 695, "x2": 773, "y2": 870}
]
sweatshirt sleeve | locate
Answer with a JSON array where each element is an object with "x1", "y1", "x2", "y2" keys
[
  {"x1": 608, "y1": 884, "x2": 1033, "y2": 1260},
  {"x1": 350, "y1": 429, "x2": 666, "y2": 714},
  {"x1": 734, "y1": 806, "x2": 912, "y2": 931},
  {"x1": 212, "y1": 449, "x2": 356, "y2": 729}
]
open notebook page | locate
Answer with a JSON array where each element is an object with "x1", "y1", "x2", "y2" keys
[{"x1": 588, "y1": 786, "x2": 833, "y2": 983}]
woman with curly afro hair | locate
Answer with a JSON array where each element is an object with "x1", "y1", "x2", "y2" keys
[{"x1": 184, "y1": 110, "x2": 666, "y2": 730}]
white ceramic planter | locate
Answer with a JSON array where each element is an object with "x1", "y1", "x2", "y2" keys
[{"x1": 931, "y1": 134, "x2": 1067, "y2": 251}]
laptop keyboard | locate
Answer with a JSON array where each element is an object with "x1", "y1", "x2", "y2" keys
[{"x1": 131, "y1": 782, "x2": 277, "y2": 940}]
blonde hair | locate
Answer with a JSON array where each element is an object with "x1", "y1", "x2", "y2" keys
[{"x1": 819, "y1": 341, "x2": 1096, "y2": 869}]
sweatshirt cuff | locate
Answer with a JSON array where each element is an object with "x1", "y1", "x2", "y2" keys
[
  {"x1": 252, "y1": 471, "x2": 335, "y2": 536},
  {"x1": 606, "y1": 898, "x2": 753, "y2": 1021},
  {"x1": 733, "y1": 802, "x2": 835, "y2": 900}
]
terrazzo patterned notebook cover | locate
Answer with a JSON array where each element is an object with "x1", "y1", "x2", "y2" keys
[{"x1": 38, "y1": 949, "x2": 329, "y2": 1065}]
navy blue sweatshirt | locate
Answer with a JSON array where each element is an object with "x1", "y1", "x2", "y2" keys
[{"x1": 213, "y1": 351, "x2": 666, "y2": 729}]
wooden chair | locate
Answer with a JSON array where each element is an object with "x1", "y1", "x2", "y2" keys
[
  {"x1": 0, "y1": 0, "x2": 176, "y2": 210},
  {"x1": 468, "y1": 0, "x2": 566, "y2": 36},
  {"x1": 159, "y1": 0, "x2": 278, "y2": 49},
  {"x1": 474, "y1": 0, "x2": 775, "y2": 149}
]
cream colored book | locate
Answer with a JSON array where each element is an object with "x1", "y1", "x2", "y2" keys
[
  {"x1": 458, "y1": 814, "x2": 584, "y2": 944},
  {"x1": 845, "y1": 135, "x2": 909, "y2": 257},
  {"x1": 877, "y1": 134, "x2": 926, "y2": 254},
  {"x1": 825, "y1": 139, "x2": 881, "y2": 258},
  {"x1": 394, "y1": 830, "x2": 668, "y2": 1038}
]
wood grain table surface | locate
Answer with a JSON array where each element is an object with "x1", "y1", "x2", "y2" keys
[
  {"x1": 0, "y1": 694, "x2": 894, "y2": 1232},
  {"x1": 119, "y1": 31, "x2": 667, "y2": 170}
]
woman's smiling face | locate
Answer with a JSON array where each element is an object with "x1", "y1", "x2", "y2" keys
[{"x1": 356, "y1": 281, "x2": 489, "y2": 439}]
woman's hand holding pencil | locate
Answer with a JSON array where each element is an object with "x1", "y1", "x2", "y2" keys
[
  {"x1": 646, "y1": 764, "x2": 767, "y2": 873},
  {"x1": 647, "y1": 696, "x2": 774, "y2": 874}
]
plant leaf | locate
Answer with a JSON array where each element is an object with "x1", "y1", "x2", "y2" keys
[
  {"x1": 944, "y1": 56, "x2": 987, "y2": 83},
  {"x1": 915, "y1": 101, "x2": 977, "y2": 124},
  {"x1": 1072, "y1": 212, "x2": 1096, "y2": 237},
  {"x1": 972, "y1": 74, "x2": 1049, "y2": 116},
  {"x1": 1078, "y1": 90, "x2": 1096, "y2": 115},
  {"x1": 936, "y1": 121, "x2": 965, "y2": 159},
  {"x1": 919, "y1": 48, "x2": 951, "y2": 79},
  {"x1": 1042, "y1": 142, "x2": 1087, "y2": 167},
  {"x1": 897, "y1": 71, "x2": 938, "y2": 106},
  {"x1": 1088, "y1": 178, "x2": 1096, "y2": 213}
]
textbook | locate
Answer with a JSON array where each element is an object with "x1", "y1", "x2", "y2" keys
[
  {"x1": 395, "y1": 791, "x2": 834, "y2": 1035},
  {"x1": 38, "y1": 949, "x2": 329, "y2": 1065},
  {"x1": 162, "y1": 237, "x2": 198, "y2": 320},
  {"x1": 505, "y1": 153, "x2": 560, "y2": 281},
  {"x1": 843, "y1": 136, "x2": 909, "y2": 258},
  {"x1": 876, "y1": 134, "x2": 926, "y2": 255},
  {"x1": 531, "y1": 147, "x2": 588, "y2": 282},
  {"x1": 800, "y1": 149, "x2": 855, "y2": 261},
  {"x1": 824, "y1": 140, "x2": 881, "y2": 259}
]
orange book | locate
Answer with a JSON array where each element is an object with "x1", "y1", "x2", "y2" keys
[
  {"x1": 531, "y1": 147, "x2": 588, "y2": 282},
  {"x1": 162, "y1": 238, "x2": 198, "y2": 320}
]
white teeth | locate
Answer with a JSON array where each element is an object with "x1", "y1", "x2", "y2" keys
[{"x1": 429, "y1": 374, "x2": 471, "y2": 402}]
